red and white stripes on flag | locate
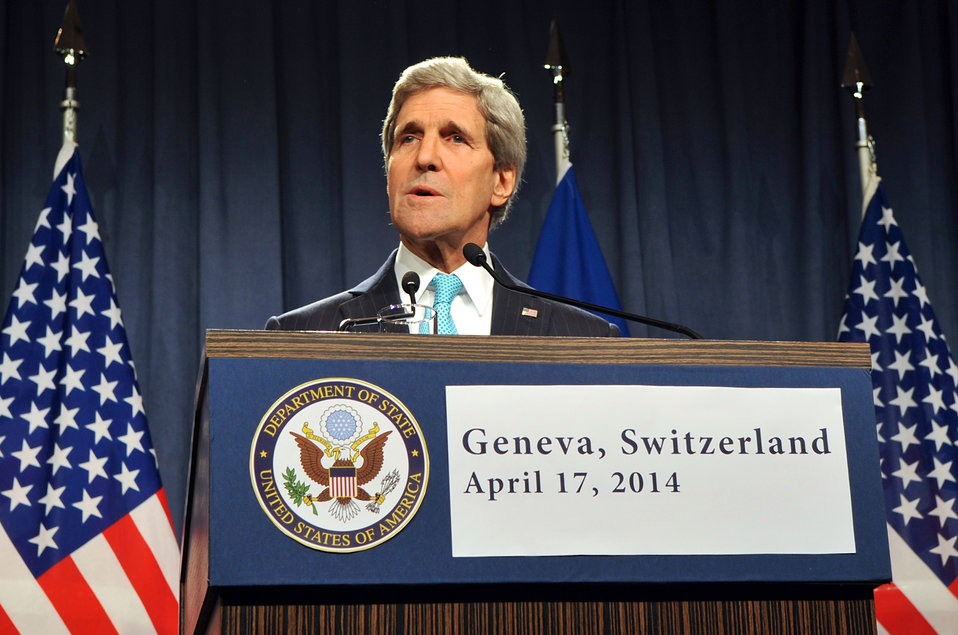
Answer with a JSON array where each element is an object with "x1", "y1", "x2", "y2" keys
[
  {"x1": 0, "y1": 492, "x2": 178, "y2": 633},
  {"x1": 875, "y1": 527, "x2": 958, "y2": 635}
]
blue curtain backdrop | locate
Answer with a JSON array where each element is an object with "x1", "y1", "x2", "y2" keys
[{"x1": 3, "y1": 1, "x2": 957, "y2": 537}]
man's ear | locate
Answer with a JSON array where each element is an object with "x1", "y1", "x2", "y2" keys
[{"x1": 490, "y1": 165, "x2": 518, "y2": 207}]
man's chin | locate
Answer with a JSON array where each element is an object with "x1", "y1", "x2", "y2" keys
[
  {"x1": 391, "y1": 212, "x2": 454, "y2": 243},
  {"x1": 399, "y1": 230, "x2": 455, "y2": 249}
]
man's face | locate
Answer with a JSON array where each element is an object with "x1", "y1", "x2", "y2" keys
[{"x1": 387, "y1": 87, "x2": 516, "y2": 260}]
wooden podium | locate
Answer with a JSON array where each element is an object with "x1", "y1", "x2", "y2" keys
[{"x1": 181, "y1": 331, "x2": 889, "y2": 633}]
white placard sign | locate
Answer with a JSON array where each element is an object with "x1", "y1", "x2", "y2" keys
[{"x1": 445, "y1": 385, "x2": 855, "y2": 557}]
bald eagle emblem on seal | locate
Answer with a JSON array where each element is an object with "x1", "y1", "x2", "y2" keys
[
  {"x1": 251, "y1": 378, "x2": 428, "y2": 553},
  {"x1": 289, "y1": 410, "x2": 395, "y2": 522}
]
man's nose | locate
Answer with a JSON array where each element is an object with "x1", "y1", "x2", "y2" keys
[{"x1": 416, "y1": 134, "x2": 442, "y2": 172}]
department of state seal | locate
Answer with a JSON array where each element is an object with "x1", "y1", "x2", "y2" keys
[{"x1": 249, "y1": 378, "x2": 428, "y2": 552}]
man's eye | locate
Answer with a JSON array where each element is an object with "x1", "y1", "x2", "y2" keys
[
  {"x1": 401, "y1": 135, "x2": 417, "y2": 144},
  {"x1": 451, "y1": 134, "x2": 465, "y2": 144}
]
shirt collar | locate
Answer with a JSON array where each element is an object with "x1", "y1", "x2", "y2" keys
[{"x1": 394, "y1": 243, "x2": 495, "y2": 317}]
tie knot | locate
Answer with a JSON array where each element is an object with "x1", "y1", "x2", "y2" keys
[{"x1": 432, "y1": 273, "x2": 463, "y2": 305}]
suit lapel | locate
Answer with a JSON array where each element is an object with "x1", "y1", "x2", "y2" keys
[
  {"x1": 338, "y1": 251, "x2": 402, "y2": 325},
  {"x1": 490, "y1": 256, "x2": 550, "y2": 335}
]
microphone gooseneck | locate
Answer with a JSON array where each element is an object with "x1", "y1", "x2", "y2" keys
[{"x1": 462, "y1": 243, "x2": 703, "y2": 339}]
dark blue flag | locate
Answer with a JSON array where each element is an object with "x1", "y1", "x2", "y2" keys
[{"x1": 529, "y1": 167, "x2": 629, "y2": 335}]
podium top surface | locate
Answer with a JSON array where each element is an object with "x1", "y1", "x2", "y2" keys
[{"x1": 205, "y1": 330, "x2": 870, "y2": 368}]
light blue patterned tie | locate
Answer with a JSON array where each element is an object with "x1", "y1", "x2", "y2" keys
[{"x1": 430, "y1": 273, "x2": 463, "y2": 334}]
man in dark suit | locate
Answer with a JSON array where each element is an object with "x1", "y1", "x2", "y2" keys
[{"x1": 267, "y1": 57, "x2": 619, "y2": 338}]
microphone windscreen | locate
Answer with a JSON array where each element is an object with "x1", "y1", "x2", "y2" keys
[
  {"x1": 462, "y1": 243, "x2": 487, "y2": 266},
  {"x1": 401, "y1": 271, "x2": 420, "y2": 294}
]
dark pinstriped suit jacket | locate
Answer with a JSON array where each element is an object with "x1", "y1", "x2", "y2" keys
[{"x1": 265, "y1": 250, "x2": 620, "y2": 337}]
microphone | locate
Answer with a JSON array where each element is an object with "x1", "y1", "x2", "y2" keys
[
  {"x1": 401, "y1": 271, "x2": 420, "y2": 305},
  {"x1": 462, "y1": 243, "x2": 703, "y2": 339},
  {"x1": 337, "y1": 271, "x2": 421, "y2": 332}
]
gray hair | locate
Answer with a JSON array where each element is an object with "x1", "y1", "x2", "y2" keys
[{"x1": 381, "y1": 57, "x2": 526, "y2": 226}]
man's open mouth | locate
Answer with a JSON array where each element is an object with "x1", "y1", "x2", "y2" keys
[{"x1": 410, "y1": 184, "x2": 441, "y2": 197}]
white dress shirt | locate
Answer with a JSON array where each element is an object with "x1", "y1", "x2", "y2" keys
[{"x1": 393, "y1": 243, "x2": 494, "y2": 335}]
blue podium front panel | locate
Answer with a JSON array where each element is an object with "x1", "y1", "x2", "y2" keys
[{"x1": 207, "y1": 356, "x2": 889, "y2": 587}]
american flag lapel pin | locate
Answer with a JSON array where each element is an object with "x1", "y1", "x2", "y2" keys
[{"x1": 521, "y1": 307, "x2": 538, "y2": 318}]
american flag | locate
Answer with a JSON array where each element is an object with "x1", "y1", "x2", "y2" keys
[
  {"x1": 838, "y1": 178, "x2": 958, "y2": 634},
  {"x1": 0, "y1": 148, "x2": 178, "y2": 633}
]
